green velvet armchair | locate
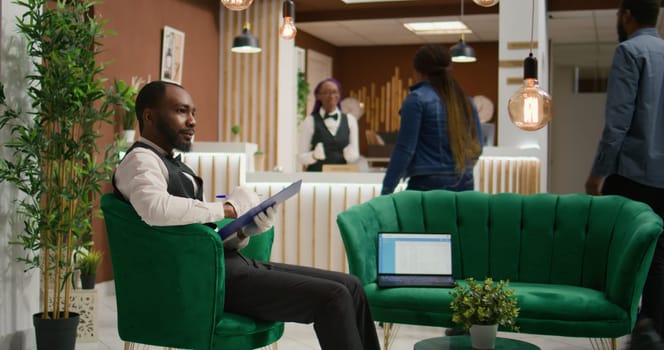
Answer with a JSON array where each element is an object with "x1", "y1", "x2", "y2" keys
[
  {"x1": 101, "y1": 193, "x2": 283, "y2": 350},
  {"x1": 337, "y1": 190, "x2": 662, "y2": 347}
]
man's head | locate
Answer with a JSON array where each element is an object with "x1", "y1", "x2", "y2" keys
[
  {"x1": 135, "y1": 81, "x2": 196, "y2": 153},
  {"x1": 617, "y1": 0, "x2": 660, "y2": 42}
]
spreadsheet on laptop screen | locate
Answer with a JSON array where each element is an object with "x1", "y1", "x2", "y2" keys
[{"x1": 378, "y1": 233, "x2": 452, "y2": 275}]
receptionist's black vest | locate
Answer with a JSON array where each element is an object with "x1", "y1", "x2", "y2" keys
[
  {"x1": 307, "y1": 112, "x2": 350, "y2": 172},
  {"x1": 113, "y1": 141, "x2": 204, "y2": 201}
]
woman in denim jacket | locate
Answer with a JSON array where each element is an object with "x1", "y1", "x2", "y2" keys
[{"x1": 381, "y1": 44, "x2": 482, "y2": 194}]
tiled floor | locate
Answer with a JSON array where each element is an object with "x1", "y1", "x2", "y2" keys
[{"x1": 79, "y1": 281, "x2": 631, "y2": 350}]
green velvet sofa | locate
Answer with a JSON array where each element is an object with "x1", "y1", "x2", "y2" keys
[
  {"x1": 101, "y1": 194, "x2": 283, "y2": 350},
  {"x1": 337, "y1": 190, "x2": 662, "y2": 340}
]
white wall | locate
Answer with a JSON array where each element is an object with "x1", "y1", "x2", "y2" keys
[
  {"x1": 548, "y1": 43, "x2": 612, "y2": 194},
  {"x1": 277, "y1": 35, "x2": 297, "y2": 173},
  {"x1": 498, "y1": 0, "x2": 549, "y2": 192},
  {"x1": 0, "y1": 2, "x2": 38, "y2": 349}
]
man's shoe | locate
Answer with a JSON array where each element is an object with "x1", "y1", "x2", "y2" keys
[
  {"x1": 444, "y1": 327, "x2": 470, "y2": 336},
  {"x1": 628, "y1": 319, "x2": 664, "y2": 350}
]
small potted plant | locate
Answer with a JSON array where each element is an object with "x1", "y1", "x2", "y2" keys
[
  {"x1": 113, "y1": 78, "x2": 138, "y2": 144},
  {"x1": 254, "y1": 150, "x2": 265, "y2": 172},
  {"x1": 230, "y1": 124, "x2": 241, "y2": 142},
  {"x1": 449, "y1": 277, "x2": 520, "y2": 350},
  {"x1": 76, "y1": 249, "x2": 103, "y2": 290}
]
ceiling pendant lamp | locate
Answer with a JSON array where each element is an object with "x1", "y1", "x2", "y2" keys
[
  {"x1": 507, "y1": 0, "x2": 552, "y2": 131},
  {"x1": 221, "y1": 0, "x2": 254, "y2": 11},
  {"x1": 279, "y1": 0, "x2": 297, "y2": 40},
  {"x1": 231, "y1": 22, "x2": 262, "y2": 53},
  {"x1": 450, "y1": 34, "x2": 477, "y2": 63},
  {"x1": 472, "y1": 0, "x2": 499, "y2": 7},
  {"x1": 231, "y1": 6, "x2": 261, "y2": 54},
  {"x1": 450, "y1": 0, "x2": 476, "y2": 63}
]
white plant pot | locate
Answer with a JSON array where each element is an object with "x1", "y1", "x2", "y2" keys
[
  {"x1": 470, "y1": 324, "x2": 498, "y2": 350},
  {"x1": 254, "y1": 153, "x2": 265, "y2": 172},
  {"x1": 122, "y1": 129, "x2": 136, "y2": 144}
]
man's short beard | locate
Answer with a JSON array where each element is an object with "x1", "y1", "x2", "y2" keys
[{"x1": 156, "y1": 117, "x2": 192, "y2": 152}]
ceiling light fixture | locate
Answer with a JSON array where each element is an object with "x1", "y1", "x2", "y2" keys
[
  {"x1": 221, "y1": 0, "x2": 254, "y2": 11},
  {"x1": 404, "y1": 21, "x2": 472, "y2": 35},
  {"x1": 472, "y1": 0, "x2": 499, "y2": 7},
  {"x1": 341, "y1": 0, "x2": 415, "y2": 3},
  {"x1": 231, "y1": 7, "x2": 261, "y2": 54},
  {"x1": 279, "y1": 0, "x2": 297, "y2": 40},
  {"x1": 231, "y1": 22, "x2": 262, "y2": 53},
  {"x1": 450, "y1": 0, "x2": 476, "y2": 63},
  {"x1": 507, "y1": 0, "x2": 552, "y2": 131}
]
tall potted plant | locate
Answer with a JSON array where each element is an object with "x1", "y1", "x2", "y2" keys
[
  {"x1": 449, "y1": 277, "x2": 520, "y2": 350},
  {"x1": 0, "y1": 0, "x2": 120, "y2": 349}
]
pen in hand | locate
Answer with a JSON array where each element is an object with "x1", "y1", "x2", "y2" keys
[{"x1": 216, "y1": 194, "x2": 227, "y2": 199}]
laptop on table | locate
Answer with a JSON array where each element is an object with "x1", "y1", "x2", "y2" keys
[{"x1": 377, "y1": 232, "x2": 454, "y2": 288}]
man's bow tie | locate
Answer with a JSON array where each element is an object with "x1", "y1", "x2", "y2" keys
[{"x1": 324, "y1": 113, "x2": 338, "y2": 121}]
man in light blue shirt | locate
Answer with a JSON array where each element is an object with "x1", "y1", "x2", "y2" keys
[{"x1": 586, "y1": 0, "x2": 664, "y2": 342}]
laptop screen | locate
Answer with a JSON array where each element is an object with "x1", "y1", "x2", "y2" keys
[{"x1": 377, "y1": 233, "x2": 452, "y2": 276}]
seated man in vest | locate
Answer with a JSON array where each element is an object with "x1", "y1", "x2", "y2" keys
[{"x1": 113, "y1": 80, "x2": 380, "y2": 350}]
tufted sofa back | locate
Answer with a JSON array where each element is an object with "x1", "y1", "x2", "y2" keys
[{"x1": 337, "y1": 190, "x2": 662, "y2": 309}]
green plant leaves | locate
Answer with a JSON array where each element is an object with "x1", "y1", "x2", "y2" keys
[
  {"x1": 449, "y1": 277, "x2": 520, "y2": 331},
  {"x1": 0, "y1": 0, "x2": 121, "y2": 317}
]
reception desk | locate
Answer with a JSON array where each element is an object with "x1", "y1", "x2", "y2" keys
[{"x1": 179, "y1": 143, "x2": 542, "y2": 273}]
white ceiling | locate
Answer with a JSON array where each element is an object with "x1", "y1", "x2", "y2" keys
[{"x1": 297, "y1": 8, "x2": 664, "y2": 47}]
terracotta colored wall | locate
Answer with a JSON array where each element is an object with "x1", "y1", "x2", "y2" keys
[
  {"x1": 92, "y1": 0, "x2": 221, "y2": 282},
  {"x1": 96, "y1": 0, "x2": 220, "y2": 137},
  {"x1": 295, "y1": 29, "x2": 342, "y2": 78},
  {"x1": 295, "y1": 30, "x2": 338, "y2": 60}
]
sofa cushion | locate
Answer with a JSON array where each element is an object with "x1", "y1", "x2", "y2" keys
[
  {"x1": 214, "y1": 313, "x2": 284, "y2": 350},
  {"x1": 365, "y1": 282, "x2": 629, "y2": 337}
]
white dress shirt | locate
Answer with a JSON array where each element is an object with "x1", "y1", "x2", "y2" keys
[
  {"x1": 297, "y1": 107, "x2": 360, "y2": 166},
  {"x1": 115, "y1": 137, "x2": 248, "y2": 249}
]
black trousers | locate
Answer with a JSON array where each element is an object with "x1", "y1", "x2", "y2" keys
[
  {"x1": 223, "y1": 250, "x2": 381, "y2": 350},
  {"x1": 603, "y1": 174, "x2": 664, "y2": 337}
]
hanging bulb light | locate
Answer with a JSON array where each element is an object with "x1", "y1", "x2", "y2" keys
[
  {"x1": 450, "y1": 0, "x2": 476, "y2": 63},
  {"x1": 231, "y1": 22, "x2": 262, "y2": 53},
  {"x1": 507, "y1": 0, "x2": 552, "y2": 131},
  {"x1": 221, "y1": 0, "x2": 254, "y2": 11},
  {"x1": 472, "y1": 0, "x2": 499, "y2": 7},
  {"x1": 279, "y1": 0, "x2": 297, "y2": 40},
  {"x1": 507, "y1": 53, "x2": 552, "y2": 131}
]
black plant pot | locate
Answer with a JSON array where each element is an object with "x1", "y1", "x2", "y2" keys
[
  {"x1": 33, "y1": 312, "x2": 79, "y2": 350},
  {"x1": 80, "y1": 274, "x2": 96, "y2": 289}
]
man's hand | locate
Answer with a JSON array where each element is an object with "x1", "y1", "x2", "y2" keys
[
  {"x1": 225, "y1": 186, "x2": 260, "y2": 218},
  {"x1": 242, "y1": 206, "x2": 278, "y2": 236},
  {"x1": 223, "y1": 203, "x2": 237, "y2": 218},
  {"x1": 313, "y1": 142, "x2": 326, "y2": 160},
  {"x1": 585, "y1": 175, "x2": 604, "y2": 195}
]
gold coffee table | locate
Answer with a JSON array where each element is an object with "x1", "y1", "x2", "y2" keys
[{"x1": 414, "y1": 336, "x2": 541, "y2": 350}]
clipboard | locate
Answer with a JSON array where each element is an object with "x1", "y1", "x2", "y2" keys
[{"x1": 217, "y1": 180, "x2": 302, "y2": 239}]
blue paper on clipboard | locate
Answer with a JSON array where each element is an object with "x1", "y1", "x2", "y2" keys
[{"x1": 217, "y1": 180, "x2": 302, "y2": 239}]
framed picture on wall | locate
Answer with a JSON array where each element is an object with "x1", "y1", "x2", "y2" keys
[{"x1": 160, "y1": 26, "x2": 185, "y2": 84}]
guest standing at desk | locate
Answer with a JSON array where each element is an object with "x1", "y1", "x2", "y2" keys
[
  {"x1": 381, "y1": 44, "x2": 482, "y2": 194},
  {"x1": 298, "y1": 78, "x2": 359, "y2": 171}
]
